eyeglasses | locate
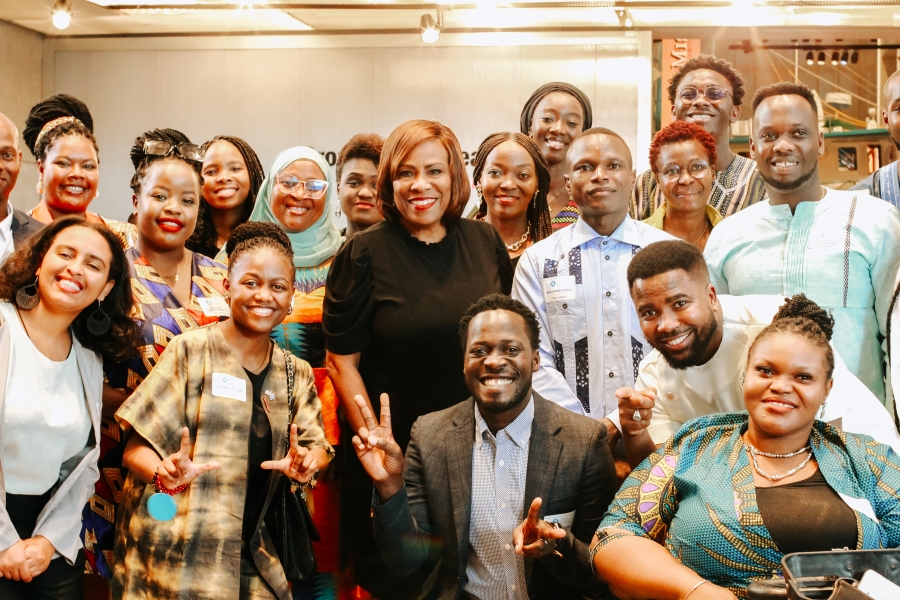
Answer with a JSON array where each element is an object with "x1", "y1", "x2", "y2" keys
[
  {"x1": 275, "y1": 175, "x2": 329, "y2": 199},
  {"x1": 143, "y1": 140, "x2": 203, "y2": 164},
  {"x1": 677, "y1": 86, "x2": 732, "y2": 103},
  {"x1": 659, "y1": 160, "x2": 711, "y2": 183}
]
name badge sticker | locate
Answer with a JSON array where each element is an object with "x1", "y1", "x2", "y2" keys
[
  {"x1": 197, "y1": 297, "x2": 231, "y2": 318},
  {"x1": 544, "y1": 510, "x2": 576, "y2": 530},
  {"x1": 542, "y1": 276, "x2": 577, "y2": 303},
  {"x1": 212, "y1": 372, "x2": 247, "y2": 402}
]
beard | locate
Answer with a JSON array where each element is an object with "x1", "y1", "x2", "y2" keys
[
  {"x1": 472, "y1": 373, "x2": 532, "y2": 415},
  {"x1": 760, "y1": 160, "x2": 818, "y2": 192},
  {"x1": 656, "y1": 310, "x2": 720, "y2": 370}
]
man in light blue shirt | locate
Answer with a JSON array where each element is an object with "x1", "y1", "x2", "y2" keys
[
  {"x1": 512, "y1": 128, "x2": 672, "y2": 432},
  {"x1": 705, "y1": 82, "x2": 900, "y2": 405}
]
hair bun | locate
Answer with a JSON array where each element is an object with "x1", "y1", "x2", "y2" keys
[
  {"x1": 23, "y1": 94, "x2": 94, "y2": 157},
  {"x1": 226, "y1": 222, "x2": 292, "y2": 257},
  {"x1": 774, "y1": 294, "x2": 834, "y2": 341}
]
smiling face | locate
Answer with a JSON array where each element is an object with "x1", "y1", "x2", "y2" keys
[
  {"x1": 478, "y1": 140, "x2": 538, "y2": 223},
  {"x1": 656, "y1": 138, "x2": 715, "y2": 214},
  {"x1": 271, "y1": 159, "x2": 327, "y2": 234},
  {"x1": 201, "y1": 140, "x2": 252, "y2": 212},
  {"x1": 744, "y1": 331, "x2": 833, "y2": 441},
  {"x1": 883, "y1": 74, "x2": 900, "y2": 150},
  {"x1": 0, "y1": 114, "x2": 21, "y2": 203},
  {"x1": 36, "y1": 225, "x2": 114, "y2": 316},
  {"x1": 632, "y1": 268, "x2": 721, "y2": 369},
  {"x1": 338, "y1": 157, "x2": 382, "y2": 229},
  {"x1": 392, "y1": 138, "x2": 452, "y2": 240},
  {"x1": 464, "y1": 309, "x2": 540, "y2": 416},
  {"x1": 565, "y1": 133, "x2": 634, "y2": 226},
  {"x1": 672, "y1": 69, "x2": 740, "y2": 142},
  {"x1": 135, "y1": 159, "x2": 200, "y2": 253},
  {"x1": 225, "y1": 246, "x2": 294, "y2": 335},
  {"x1": 751, "y1": 94, "x2": 824, "y2": 193},
  {"x1": 529, "y1": 92, "x2": 585, "y2": 167},
  {"x1": 39, "y1": 134, "x2": 99, "y2": 214}
]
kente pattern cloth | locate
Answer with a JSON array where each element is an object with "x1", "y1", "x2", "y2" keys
[
  {"x1": 630, "y1": 154, "x2": 767, "y2": 221},
  {"x1": 550, "y1": 198, "x2": 579, "y2": 230},
  {"x1": 82, "y1": 248, "x2": 226, "y2": 579},
  {"x1": 595, "y1": 412, "x2": 900, "y2": 599},
  {"x1": 113, "y1": 326, "x2": 333, "y2": 600}
]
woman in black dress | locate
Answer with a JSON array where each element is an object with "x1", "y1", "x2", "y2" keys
[{"x1": 323, "y1": 119, "x2": 512, "y2": 598}]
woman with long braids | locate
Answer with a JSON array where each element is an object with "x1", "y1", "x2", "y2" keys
[
  {"x1": 471, "y1": 132, "x2": 552, "y2": 268},
  {"x1": 0, "y1": 216, "x2": 138, "y2": 598},
  {"x1": 82, "y1": 128, "x2": 229, "y2": 582},
  {"x1": 187, "y1": 135, "x2": 265, "y2": 259}
]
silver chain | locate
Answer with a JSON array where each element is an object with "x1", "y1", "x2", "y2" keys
[{"x1": 745, "y1": 444, "x2": 813, "y2": 482}]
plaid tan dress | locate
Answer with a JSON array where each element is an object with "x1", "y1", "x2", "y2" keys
[{"x1": 112, "y1": 326, "x2": 332, "y2": 600}]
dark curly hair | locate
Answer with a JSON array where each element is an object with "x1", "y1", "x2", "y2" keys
[
  {"x1": 336, "y1": 133, "x2": 385, "y2": 181},
  {"x1": 129, "y1": 128, "x2": 201, "y2": 194},
  {"x1": 748, "y1": 294, "x2": 835, "y2": 380},
  {"x1": 667, "y1": 54, "x2": 747, "y2": 107},
  {"x1": 649, "y1": 121, "x2": 718, "y2": 175},
  {"x1": 627, "y1": 240, "x2": 709, "y2": 290},
  {"x1": 0, "y1": 216, "x2": 140, "y2": 362},
  {"x1": 459, "y1": 293, "x2": 541, "y2": 352},
  {"x1": 751, "y1": 81, "x2": 818, "y2": 117},
  {"x1": 471, "y1": 132, "x2": 553, "y2": 244},
  {"x1": 225, "y1": 221, "x2": 294, "y2": 277},
  {"x1": 24, "y1": 94, "x2": 98, "y2": 162},
  {"x1": 187, "y1": 136, "x2": 264, "y2": 257}
]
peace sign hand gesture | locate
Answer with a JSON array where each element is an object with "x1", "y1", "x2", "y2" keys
[
  {"x1": 157, "y1": 427, "x2": 221, "y2": 489},
  {"x1": 261, "y1": 424, "x2": 319, "y2": 482},
  {"x1": 351, "y1": 393, "x2": 404, "y2": 502},
  {"x1": 513, "y1": 497, "x2": 567, "y2": 558}
]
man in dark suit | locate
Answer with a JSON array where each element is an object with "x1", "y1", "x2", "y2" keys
[
  {"x1": 351, "y1": 294, "x2": 616, "y2": 599},
  {"x1": 0, "y1": 112, "x2": 42, "y2": 261}
]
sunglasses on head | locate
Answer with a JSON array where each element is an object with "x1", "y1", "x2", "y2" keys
[{"x1": 143, "y1": 140, "x2": 203, "y2": 164}]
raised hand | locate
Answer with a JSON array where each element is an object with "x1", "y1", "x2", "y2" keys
[
  {"x1": 157, "y1": 427, "x2": 220, "y2": 489},
  {"x1": 513, "y1": 497, "x2": 567, "y2": 558},
  {"x1": 0, "y1": 540, "x2": 32, "y2": 581},
  {"x1": 616, "y1": 387, "x2": 657, "y2": 437},
  {"x1": 261, "y1": 424, "x2": 319, "y2": 482},
  {"x1": 351, "y1": 393, "x2": 404, "y2": 501}
]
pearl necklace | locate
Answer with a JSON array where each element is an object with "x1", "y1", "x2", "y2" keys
[
  {"x1": 745, "y1": 443, "x2": 813, "y2": 481},
  {"x1": 506, "y1": 225, "x2": 531, "y2": 252}
]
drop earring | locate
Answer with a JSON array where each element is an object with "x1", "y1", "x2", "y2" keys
[
  {"x1": 335, "y1": 205, "x2": 342, "y2": 219},
  {"x1": 35, "y1": 177, "x2": 43, "y2": 195},
  {"x1": 288, "y1": 299, "x2": 295, "y2": 315},
  {"x1": 15, "y1": 277, "x2": 40, "y2": 310},
  {"x1": 86, "y1": 299, "x2": 111, "y2": 336}
]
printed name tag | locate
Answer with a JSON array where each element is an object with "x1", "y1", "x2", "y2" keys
[
  {"x1": 542, "y1": 276, "x2": 577, "y2": 303},
  {"x1": 197, "y1": 297, "x2": 231, "y2": 318},
  {"x1": 212, "y1": 372, "x2": 247, "y2": 402},
  {"x1": 545, "y1": 510, "x2": 576, "y2": 529}
]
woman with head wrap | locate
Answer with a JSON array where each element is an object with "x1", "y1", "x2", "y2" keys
[
  {"x1": 520, "y1": 82, "x2": 593, "y2": 230},
  {"x1": 187, "y1": 135, "x2": 265, "y2": 258},
  {"x1": 246, "y1": 146, "x2": 343, "y2": 598}
]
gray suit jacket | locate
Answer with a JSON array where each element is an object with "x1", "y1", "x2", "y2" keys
[
  {"x1": 11, "y1": 208, "x2": 42, "y2": 248},
  {"x1": 373, "y1": 393, "x2": 616, "y2": 600}
]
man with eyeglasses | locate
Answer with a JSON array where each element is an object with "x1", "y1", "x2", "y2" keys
[
  {"x1": 705, "y1": 81, "x2": 900, "y2": 406},
  {"x1": 850, "y1": 68, "x2": 900, "y2": 208},
  {"x1": 631, "y1": 55, "x2": 767, "y2": 221}
]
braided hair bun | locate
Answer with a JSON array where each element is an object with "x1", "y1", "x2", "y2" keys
[
  {"x1": 23, "y1": 94, "x2": 96, "y2": 160},
  {"x1": 773, "y1": 294, "x2": 835, "y2": 342},
  {"x1": 226, "y1": 222, "x2": 294, "y2": 273}
]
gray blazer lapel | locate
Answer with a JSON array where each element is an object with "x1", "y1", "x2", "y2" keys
[
  {"x1": 446, "y1": 400, "x2": 475, "y2": 578},
  {"x1": 522, "y1": 394, "x2": 564, "y2": 583}
]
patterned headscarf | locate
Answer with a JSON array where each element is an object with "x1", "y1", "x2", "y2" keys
[
  {"x1": 250, "y1": 146, "x2": 343, "y2": 268},
  {"x1": 519, "y1": 82, "x2": 593, "y2": 135}
]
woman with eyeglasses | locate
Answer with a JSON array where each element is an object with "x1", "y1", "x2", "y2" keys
[
  {"x1": 22, "y1": 94, "x2": 136, "y2": 246},
  {"x1": 249, "y1": 146, "x2": 344, "y2": 598},
  {"x1": 643, "y1": 121, "x2": 722, "y2": 251},
  {"x1": 82, "y1": 128, "x2": 229, "y2": 583}
]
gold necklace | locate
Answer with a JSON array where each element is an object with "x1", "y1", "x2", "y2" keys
[
  {"x1": 156, "y1": 251, "x2": 191, "y2": 283},
  {"x1": 689, "y1": 220, "x2": 710, "y2": 245},
  {"x1": 506, "y1": 225, "x2": 531, "y2": 252}
]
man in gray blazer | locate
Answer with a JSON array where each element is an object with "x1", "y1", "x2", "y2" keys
[
  {"x1": 0, "y1": 112, "x2": 42, "y2": 263},
  {"x1": 351, "y1": 294, "x2": 617, "y2": 599}
]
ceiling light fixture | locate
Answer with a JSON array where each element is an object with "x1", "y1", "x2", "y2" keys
[
  {"x1": 805, "y1": 51, "x2": 814, "y2": 65},
  {"x1": 419, "y1": 11, "x2": 441, "y2": 44},
  {"x1": 51, "y1": 0, "x2": 72, "y2": 30},
  {"x1": 831, "y1": 51, "x2": 839, "y2": 65},
  {"x1": 851, "y1": 50, "x2": 859, "y2": 64},
  {"x1": 817, "y1": 51, "x2": 826, "y2": 65},
  {"x1": 839, "y1": 51, "x2": 849, "y2": 65},
  {"x1": 615, "y1": 9, "x2": 633, "y2": 28}
]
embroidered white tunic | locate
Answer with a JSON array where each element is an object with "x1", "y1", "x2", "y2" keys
[{"x1": 704, "y1": 187, "x2": 900, "y2": 403}]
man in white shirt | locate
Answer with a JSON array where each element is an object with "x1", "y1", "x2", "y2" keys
[
  {"x1": 512, "y1": 128, "x2": 672, "y2": 421},
  {"x1": 0, "y1": 113, "x2": 41, "y2": 263},
  {"x1": 614, "y1": 240, "x2": 900, "y2": 467}
]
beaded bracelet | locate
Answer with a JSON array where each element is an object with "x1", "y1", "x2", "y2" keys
[{"x1": 154, "y1": 472, "x2": 189, "y2": 496}]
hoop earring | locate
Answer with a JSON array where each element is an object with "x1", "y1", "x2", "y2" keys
[
  {"x1": 334, "y1": 205, "x2": 342, "y2": 219},
  {"x1": 15, "y1": 277, "x2": 40, "y2": 310},
  {"x1": 35, "y1": 177, "x2": 43, "y2": 195},
  {"x1": 289, "y1": 299, "x2": 295, "y2": 315},
  {"x1": 86, "y1": 300, "x2": 111, "y2": 336}
]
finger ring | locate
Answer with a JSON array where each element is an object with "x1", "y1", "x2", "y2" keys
[
  {"x1": 632, "y1": 409, "x2": 642, "y2": 421},
  {"x1": 541, "y1": 538, "x2": 548, "y2": 546}
]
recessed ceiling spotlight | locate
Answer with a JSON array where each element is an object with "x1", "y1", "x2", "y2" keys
[{"x1": 51, "y1": 0, "x2": 72, "y2": 30}]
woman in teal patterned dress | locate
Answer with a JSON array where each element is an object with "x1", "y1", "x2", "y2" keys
[{"x1": 592, "y1": 296, "x2": 900, "y2": 600}]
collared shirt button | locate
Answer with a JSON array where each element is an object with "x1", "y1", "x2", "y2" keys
[
  {"x1": 666, "y1": 392, "x2": 675, "y2": 400},
  {"x1": 559, "y1": 253, "x2": 565, "y2": 259},
  {"x1": 501, "y1": 502, "x2": 507, "y2": 509},
  {"x1": 505, "y1": 544, "x2": 511, "y2": 550},
  {"x1": 562, "y1": 303, "x2": 568, "y2": 309},
  {"x1": 605, "y1": 291, "x2": 611, "y2": 297},
  {"x1": 607, "y1": 331, "x2": 613, "y2": 337},
  {"x1": 602, "y1": 240, "x2": 608, "y2": 245},
  {"x1": 499, "y1": 460, "x2": 505, "y2": 467},
  {"x1": 604, "y1": 255, "x2": 610, "y2": 260},
  {"x1": 608, "y1": 372, "x2": 614, "y2": 378}
]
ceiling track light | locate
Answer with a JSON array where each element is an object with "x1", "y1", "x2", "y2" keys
[
  {"x1": 615, "y1": 9, "x2": 633, "y2": 28},
  {"x1": 839, "y1": 51, "x2": 849, "y2": 66},
  {"x1": 831, "y1": 51, "x2": 839, "y2": 66},
  {"x1": 817, "y1": 51, "x2": 826, "y2": 65},
  {"x1": 419, "y1": 10, "x2": 441, "y2": 44},
  {"x1": 851, "y1": 50, "x2": 859, "y2": 64},
  {"x1": 805, "y1": 51, "x2": 814, "y2": 65},
  {"x1": 51, "y1": 0, "x2": 72, "y2": 30}
]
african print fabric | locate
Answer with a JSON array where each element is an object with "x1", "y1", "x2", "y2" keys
[
  {"x1": 550, "y1": 197, "x2": 579, "y2": 230},
  {"x1": 81, "y1": 248, "x2": 226, "y2": 578},
  {"x1": 113, "y1": 326, "x2": 333, "y2": 600},
  {"x1": 595, "y1": 412, "x2": 900, "y2": 598},
  {"x1": 630, "y1": 154, "x2": 767, "y2": 221}
]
